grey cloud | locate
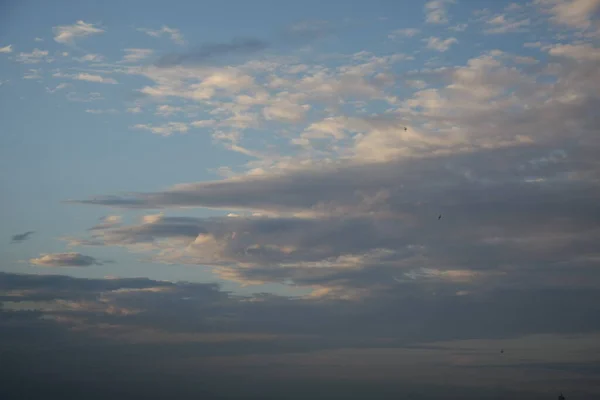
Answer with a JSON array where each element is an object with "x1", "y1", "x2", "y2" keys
[
  {"x1": 10, "y1": 231, "x2": 34, "y2": 243},
  {"x1": 1, "y1": 272, "x2": 600, "y2": 399},
  {"x1": 155, "y1": 37, "x2": 269, "y2": 67},
  {"x1": 154, "y1": 20, "x2": 335, "y2": 68},
  {"x1": 29, "y1": 252, "x2": 104, "y2": 267}
]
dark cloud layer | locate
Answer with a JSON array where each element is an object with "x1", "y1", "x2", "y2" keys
[{"x1": 1, "y1": 272, "x2": 599, "y2": 398}]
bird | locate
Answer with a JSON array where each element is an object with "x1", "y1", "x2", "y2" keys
[
  {"x1": 558, "y1": 392, "x2": 565, "y2": 400},
  {"x1": 404, "y1": 127, "x2": 408, "y2": 131},
  {"x1": 500, "y1": 349, "x2": 504, "y2": 354},
  {"x1": 438, "y1": 214, "x2": 442, "y2": 220}
]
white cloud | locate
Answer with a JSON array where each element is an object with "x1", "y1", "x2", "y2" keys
[
  {"x1": 74, "y1": 53, "x2": 104, "y2": 62},
  {"x1": 546, "y1": 43, "x2": 600, "y2": 60},
  {"x1": 484, "y1": 14, "x2": 531, "y2": 34},
  {"x1": 53, "y1": 20, "x2": 104, "y2": 44},
  {"x1": 0, "y1": 44, "x2": 13, "y2": 53},
  {"x1": 449, "y1": 23, "x2": 468, "y2": 31},
  {"x1": 155, "y1": 104, "x2": 184, "y2": 117},
  {"x1": 425, "y1": 36, "x2": 458, "y2": 52},
  {"x1": 388, "y1": 28, "x2": 420, "y2": 40},
  {"x1": 536, "y1": 0, "x2": 600, "y2": 29},
  {"x1": 75, "y1": 73, "x2": 118, "y2": 84},
  {"x1": 46, "y1": 83, "x2": 70, "y2": 93},
  {"x1": 425, "y1": 0, "x2": 455, "y2": 24},
  {"x1": 121, "y1": 48, "x2": 154, "y2": 63},
  {"x1": 127, "y1": 105, "x2": 143, "y2": 114},
  {"x1": 85, "y1": 108, "x2": 119, "y2": 114},
  {"x1": 15, "y1": 48, "x2": 52, "y2": 64},
  {"x1": 263, "y1": 100, "x2": 310, "y2": 123},
  {"x1": 133, "y1": 122, "x2": 189, "y2": 136},
  {"x1": 138, "y1": 26, "x2": 185, "y2": 45},
  {"x1": 34, "y1": 37, "x2": 44, "y2": 42},
  {"x1": 23, "y1": 69, "x2": 42, "y2": 80}
]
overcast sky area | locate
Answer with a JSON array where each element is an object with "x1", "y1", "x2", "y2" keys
[{"x1": 1, "y1": 0, "x2": 600, "y2": 398}]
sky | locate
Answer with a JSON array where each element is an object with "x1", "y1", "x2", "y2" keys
[{"x1": 1, "y1": 0, "x2": 600, "y2": 398}]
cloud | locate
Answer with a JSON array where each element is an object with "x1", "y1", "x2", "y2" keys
[
  {"x1": 29, "y1": 253, "x2": 103, "y2": 267},
  {"x1": 53, "y1": 20, "x2": 104, "y2": 45},
  {"x1": 484, "y1": 14, "x2": 531, "y2": 34},
  {"x1": 15, "y1": 49, "x2": 52, "y2": 64},
  {"x1": 133, "y1": 122, "x2": 189, "y2": 136},
  {"x1": 138, "y1": 26, "x2": 185, "y2": 45},
  {"x1": 536, "y1": 0, "x2": 600, "y2": 29},
  {"x1": 155, "y1": 38, "x2": 269, "y2": 68},
  {"x1": 62, "y1": 73, "x2": 117, "y2": 84},
  {"x1": 10, "y1": 231, "x2": 35, "y2": 243},
  {"x1": 74, "y1": 53, "x2": 104, "y2": 62},
  {"x1": 121, "y1": 48, "x2": 154, "y2": 63},
  {"x1": 46, "y1": 83, "x2": 70, "y2": 93},
  {"x1": 546, "y1": 43, "x2": 600, "y2": 60},
  {"x1": 425, "y1": 36, "x2": 458, "y2": 52},
  {"x1": 23, "y1": 69, "x2": 42, "y2": 80},
  {"x1": 388, "y1": 28, "x2": 420, "y2": 40},
  {"x1": 425, "y1": 0, "x2": 455, "y2": 24},
  {"x1": 0, "y1": 44, "x2": 13, "y2": 53},
  {"x1": 85, "y1": 109, "x2": 119, "y2": 114}
]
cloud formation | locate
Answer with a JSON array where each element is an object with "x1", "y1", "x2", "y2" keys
[
  {"x1": 138, "y1": 26, "x2": 185, "y2": 45},
  {"x1": 0, "y1": 44, "x2": 13, "y2": 53},
  {"x1": 53, "y1": 21, "x2": 104, "y2": 45},
  {"x1": 29, "y1": 253, "x2": 104, "y2": 267}
]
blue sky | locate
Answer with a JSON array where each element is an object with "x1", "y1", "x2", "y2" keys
[{"x1": 2, "y1": 0, "x2": 600, "y2": 398}]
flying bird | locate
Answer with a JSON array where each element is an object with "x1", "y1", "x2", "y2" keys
[
  {"x1": 404, "y1": 127, "x2": 407, "y2": 131},
  {"x1": 438, "y1": 214, "x2": 442, "y2": 220},
  {"x1": 500, "y1": 349, "x2": 504, "y2": 354}
]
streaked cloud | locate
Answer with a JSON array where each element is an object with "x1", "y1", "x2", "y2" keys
[
  {"x1": 29, "y1": 252, "x2": 103, "y2": 267},
  {"x1": 53, "y1": 20, "x2": 104, "y2": 45},
  {"x1": 138, "y1": 25, "x2": 185, "y2": 45},
  {"x1": 425, "y1": 0, "x2": 455, "y2": 24},
  {"x1": 0, "y1": 44, "x2": 13, "y2": 53}
]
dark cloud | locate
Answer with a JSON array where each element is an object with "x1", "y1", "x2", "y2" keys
[
  {"x1": 1, "y1": 272, "x2": 600, "y2": 398},
  {"x1": 154, "y1": 20, "x2": 335, "y2": 68},
  {"x1": 155, "y1": 37, "x2": 269, "y2": 67},
  {"x1": 10, "y1": 231, "x2": 34, "y2": 243}
]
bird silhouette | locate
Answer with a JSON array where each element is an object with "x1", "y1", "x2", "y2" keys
[{"x1": 438, "y1": 214, "x2": 442, "y2": 220}]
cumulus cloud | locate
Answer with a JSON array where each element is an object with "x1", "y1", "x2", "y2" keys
[
  {"x1": 10, "y1": 231, "x2": 35, "y2": 243},
  {"x1": 29, "y1": 252, "x2": 103, "y2": 267},
  {"x1": 53, "y1": 20, "x2": 104, "y2": 45},
  {"x1": 138, "y1": 26, "x2": 185, "y2": 45},
  {"x1": 536, "y1": 0, "x2": 600, "y2": 29},
  {"x1": 0, "y1": 44, "x2": 13, "y2": 53}
]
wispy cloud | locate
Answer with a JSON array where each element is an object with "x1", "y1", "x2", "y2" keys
[
  {"x1": 536, "y1": 0, "x2": 600, "y2": 29},
  {"x1": 133, "y1": 122, "x2": 189, "y2": 136},
  {"x1": 388, "y1": 28, "x2": 420, "y2": 40},
  {"x1": 484, "y1": 14, "x2": 531, "y2": 34},
  {"x1": 425, "y1": 0, "x2": 455, "y2": 24},
  {"x1": 138, "y1": 26, "x2": 185, "y2": 45},
  {"x1": 53, "y1": 20, "x2": 104, "y2": 45},
  {"x1": 121, "y1": 48, "x2": 154, "y2": 63},
  {"x1": 15, "y1": 49, "x2": 52, "y2": 64},
  {"x1": 425, "y1": 36, "x2": 458, "y2": 52},
  {"x1": 0, "y1": 44, "x2": 13, "y2": 53},
  {"x1": 155, "y1": 37, "x2": 268, "y2": 67}
]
